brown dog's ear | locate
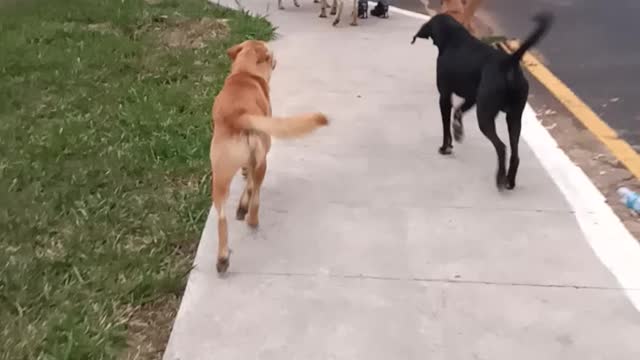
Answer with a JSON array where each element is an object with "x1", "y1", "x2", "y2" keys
[
  {"x1": 254, "y1": 45, "x2": 270, "y2": 63},
  {"x1": 227, "y1": 43, "x2": 244, "y2": 61}
]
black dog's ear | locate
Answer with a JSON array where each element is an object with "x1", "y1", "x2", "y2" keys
[{"x1": 411, "y1": 21, "x2": 431, "y2": 44}]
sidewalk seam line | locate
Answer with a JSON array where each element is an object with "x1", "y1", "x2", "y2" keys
[{"x1": 228, "y1": 271, "x2": 640, "y2": 292}]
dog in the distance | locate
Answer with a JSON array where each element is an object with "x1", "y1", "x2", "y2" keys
[
  {"x1": 277, "y1": 0, "x2": 355, "y2": 27},
  {"x1": 210, "y1": 40, "x2": 329, "y2": 274},
  {"x1": 411, "y1": 12, "x2": 553, "y2": 190},
  {"x1": 319, "y1": 0, "x2": 358, "y2": 26},
  {"x1": 278, "y1": 0, "x2": 320, "y2": 10},
  {"x1": 439, "y1": 0, "x2": 482, "y2": 35}
]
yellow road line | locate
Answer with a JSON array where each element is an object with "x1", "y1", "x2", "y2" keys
[{"x1": 500, "y1": 40, "x2": 640, "y2": 180}]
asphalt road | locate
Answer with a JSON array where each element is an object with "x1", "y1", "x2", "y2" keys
[{"x1": 392, "y1": 0, "x2": 640, "y2": 151}]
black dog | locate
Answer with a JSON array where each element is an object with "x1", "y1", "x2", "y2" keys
[{"x1": 411, "y1": 12, "x2": 553, "y2": 190}]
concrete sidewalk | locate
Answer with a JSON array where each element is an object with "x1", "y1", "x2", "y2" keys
[{"x1": 164, "y1": 2, "x2": 640, "y2": 359}]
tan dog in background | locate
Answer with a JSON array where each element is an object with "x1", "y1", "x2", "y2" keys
[
  {"x1": 278, "y1": 0, "x2": 320, "y2": 10},
  {"x1": 440, "y1": 0, "x2": 483, "y2": 35},
  {"x1": 320, "y1": 0, "x2": 358, "y2": 26},
  {"x1": 210, "y1": 40, "x2": 329, "y2": 274}
]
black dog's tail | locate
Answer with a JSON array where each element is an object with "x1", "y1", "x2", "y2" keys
[{"x1": 503, "y1": 12, "x2": 554, "y2": 67}]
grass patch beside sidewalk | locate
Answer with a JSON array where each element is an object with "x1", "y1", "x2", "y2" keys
[{"x1": 0, "y1": 0, "x2": 274, "y2": 358}]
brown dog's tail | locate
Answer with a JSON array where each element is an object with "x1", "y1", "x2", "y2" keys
[{"x1": 239, "y1": 112, "x2": 329, "y2": 138}]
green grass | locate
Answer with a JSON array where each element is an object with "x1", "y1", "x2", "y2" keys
[{"x1": 0, "y1": 0, "x2": 274, "y2": 358}]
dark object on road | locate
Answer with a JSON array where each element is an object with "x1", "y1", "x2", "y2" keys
[
  {"x1": 358, "y1": 0, "x2": 368, "y2": 18},
  {"x1": 371, "y1": 1, "x2": 389, "y2": 18},
  {"x1": 411, "y1": 12, "x2": 553, "y2": 190}
]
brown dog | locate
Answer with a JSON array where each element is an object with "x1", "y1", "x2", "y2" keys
[
  {"x1": 440, "y1": 0, "x2": 483, "y2": 35},
  {"x1": 210, "y1": 40, "x2": 328, "y2": 274}
]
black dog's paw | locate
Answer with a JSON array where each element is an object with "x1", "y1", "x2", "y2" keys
[
  {"x1": 438, "y1": 145, "x2": 453, "y2": 155},
  {"x1": 496, "y1": 173, "x2": 508, "y2": 191},
  {"x1": 506, "y1": 178, "x2": 516, "y2": 190},
  {"x1": 453, "y1": 109, "x2": 464, "y2": 143}
]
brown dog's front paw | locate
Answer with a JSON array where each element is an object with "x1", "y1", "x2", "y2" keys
[
  {"x1": 332, "y1": 19, "x2": 340, "y2": 26},
  {"x1": 216, "y1": 256, "x2": 230, "y2": 274}
]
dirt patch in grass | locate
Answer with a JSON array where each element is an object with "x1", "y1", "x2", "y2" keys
[
  {"x1": 85, "y1": 22, "x2": 123, "y2": 36},
  {"x1": 0, "y1": 0, "x2": 274, "y2": 358},
  {"x1": 122, "y1": 296, "x2": 181, "y2": 360},
  {"x1": 160, "y1": 17, "x2": 230, "y2": 49}
]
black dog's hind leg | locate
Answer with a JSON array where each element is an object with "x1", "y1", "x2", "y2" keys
[
  {"x1": 505, "y1": 108, "x2": 523, "y2": 190},
  {"x1": 453, "y1": 99, "x2": 475, "y2": 143},
  {"x1": 477, "y1": 105, "x2": 507, "y2": 190},
  {"x1": 439, "y1": 94, "x2": 454, "y2": 155}
]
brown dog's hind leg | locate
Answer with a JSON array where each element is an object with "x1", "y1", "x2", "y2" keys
[
  {"x1": 246, "y1": 161, "x2": 266, "y2": 228},
  {"x1": 211, "y1": 152, "x2": 243, "y2": 274},
  {"x1": 236, "y1": 181, "x2": 251, "y2": 220},
  {"x1": 212, "y1": 174, "x2": 232, "y2": 274}
]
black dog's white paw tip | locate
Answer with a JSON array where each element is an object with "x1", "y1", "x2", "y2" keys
[
  {"x1": 496, "y1": 175, "x2": 508, "y2": 191},
  {"x1": 439, "y1": 145, "x2": 453, "y2": 155},
  {"x1": 453, "y1": 123, "x2": 464, "y2": 143}
]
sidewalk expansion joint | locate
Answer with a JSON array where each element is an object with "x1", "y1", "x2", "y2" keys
[{"x1": 228, "y1": 270, "x2": 640, "y2": 292}]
